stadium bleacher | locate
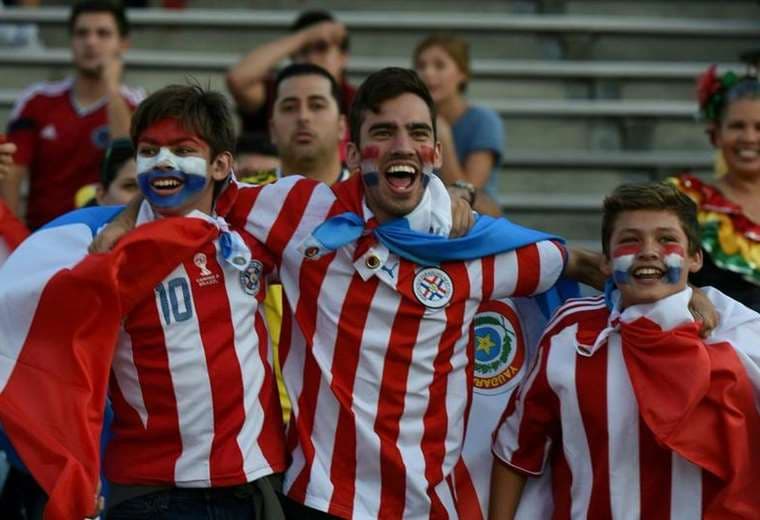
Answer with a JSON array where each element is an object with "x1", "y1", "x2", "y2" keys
[{"x1": 1, "y1": 0, "x2": 758, "y2": 244}]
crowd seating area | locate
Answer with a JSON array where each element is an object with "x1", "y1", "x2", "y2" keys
[{"x1": 2, "y1": 0, "x2": 759, "y2": 244}]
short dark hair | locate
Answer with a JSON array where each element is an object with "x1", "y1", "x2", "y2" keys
[
  {"x1": 601, "y1": 182, "x2": 701, "y2": 257},
  {"x1": 130, "y1": 84, "x2": 235, "y2": 161},
  {"x1": 349, "y1": 67, "x2": 437, "y2": 146},
  {"x1": 235, "y1": 132, "x2": 278, "y2": 158},
  {"x1": 290, "y1": 10, "x2": 349, "y2": 52},
  {"x1": 274, "y1": 63, "x2": 343, "y2": 108},
  {"x1": 68, "y1": 0, "x2": 130, "y2": 37},
  {"x1": 101, "y1": 138, "x2": 135, "y2": 188}
]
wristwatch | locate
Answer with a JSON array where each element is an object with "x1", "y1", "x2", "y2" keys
[{"x1": 451, "y1": 180, "x2": 477, "y2": 206}]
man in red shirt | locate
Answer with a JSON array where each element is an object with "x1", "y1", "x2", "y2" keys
[{"x1": 2, "y1": 0, "x2": 143, "y2": 229}]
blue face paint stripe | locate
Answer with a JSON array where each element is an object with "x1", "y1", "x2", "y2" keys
[
  {"x1": 363, "y1": 171, "x2": 380, "y2": 186},
  {"x1": 138, "y1": 169, "x2": 208, "y2": 209}
]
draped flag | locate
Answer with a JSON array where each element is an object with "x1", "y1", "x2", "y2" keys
[
  {"x1": 617, "y1": 288, "x2": 760, "y2": 518},
  {"x1": 0, "y1": 207, "x2": 218, "y2": 520},
  {"x1": 0, "y1": 199, "x2": 29, "y2": 266}
]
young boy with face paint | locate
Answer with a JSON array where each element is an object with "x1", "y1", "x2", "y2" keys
[
  {"x1": 100, "y1": 85, "x2": 287, "y2": 518},
  {"x1": 490, "y1": 182, "x2": 760, "y2": 519}
]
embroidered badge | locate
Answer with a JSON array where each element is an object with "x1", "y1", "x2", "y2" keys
[
  {"x1": 193, "y1": 252, "x2": 219, "y2": 287},
  {"x1": 473, "y1": 301, "x2": 526, "y2": 395},
  {"x1": 193, "y1": 253, "x2": 212, "y2": 276},
  {"x1": 413, "y1": 267, "x2": 453, "y2": 309},
  {"x1": 240, "y1": 259, "x2": 264, "y2": 296}
]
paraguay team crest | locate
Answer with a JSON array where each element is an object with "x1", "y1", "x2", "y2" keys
[
  {"x1": 473, "y1": 300, "x2": 526, "y2": 395},
  {"x1": 413, "y1": 267, "x2": 453, "y2": 309},
  {"x1": 240, "y1": 259, "x2": 264, "y2": 296}
]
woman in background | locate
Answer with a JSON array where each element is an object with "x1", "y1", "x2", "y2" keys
[
  {"x1": 414, "y1": 34, "x2": 504, "y2": 216},
  {"x1": 672, "y1": 66, "x2": 760, "y2": 311}
]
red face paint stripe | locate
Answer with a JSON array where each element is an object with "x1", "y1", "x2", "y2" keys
[
  {"x1": 662, "y1": 244, "x2": 685, "y2": 257},
  {"x1": 612, "y1": 244, "x2": 641, "y2": 258},
  {"x1": 138, "y1": 118, "x2": 209, "y2": 151},
  {"x1": 419, "y1": 145, "x2": 435, "y2": 165},
  {"x1": 360, "y1": 145, "x2": 380, "y2": 160}
]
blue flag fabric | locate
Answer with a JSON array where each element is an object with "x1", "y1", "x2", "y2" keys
[{"x1": 311, "y1": 210, "x2": 580, "y2": 318}]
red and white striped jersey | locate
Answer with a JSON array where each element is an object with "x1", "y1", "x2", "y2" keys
[
  {"x1": 106, "y1": 204, "x2": 287, "y2": 487},
  {"x1": 493, "y1": 292, "x2": 760, "y2": 519},
  {"x1": 225, "y1": 176, "x2": 567, "y2": 519}
]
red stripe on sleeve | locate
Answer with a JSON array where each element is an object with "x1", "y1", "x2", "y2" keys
[{"x1": 513, "y1": 244, "x2": 541, "y2": 297}]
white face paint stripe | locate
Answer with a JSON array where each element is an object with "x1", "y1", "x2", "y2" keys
[{"x1": 137, "y1": 148, "x2": 208, "y2": 177}]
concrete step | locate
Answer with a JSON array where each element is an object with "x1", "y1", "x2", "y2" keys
[
  {"x1": 5, "y1": 8, "x2": 758, "y2": 61},
  {"x1": 0, "y1": 48, "x2": 730, "y2": 102}
]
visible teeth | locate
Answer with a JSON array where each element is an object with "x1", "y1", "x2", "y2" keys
[
  {"x1": 737, "y1": 148, "x2": 759, "y2": 159},
  {"x1": 633, "y1": 267, "x2": 662, "y2": 276},
  {"x1": 152, "y1": 179, "x2": 181, "y2": 188},
  {"x1": 387, "y1": 165, "x2": 415, "y2": 175}
]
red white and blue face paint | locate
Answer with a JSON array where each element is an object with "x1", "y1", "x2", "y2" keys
[
  {"x1": 612, "y1": 243, "x2": 685, "y2": 285},
  {"x1": 661, "y1": 244, "x2": 685, "y2": 283},
  {"x1": 360, "y1": 145, "x2": 381, "y2": 186},
  {"x1": 136, "y1": 119, "x2": 209, "y2": 209}
]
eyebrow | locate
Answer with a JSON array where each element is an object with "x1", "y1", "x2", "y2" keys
[
  {"x1": 367, "y1": 122, "x2": 433, "y2": 133},
  {"x1": 137, "y1": 136, "x2": 204, "y2": 146},
  {"x1": 617, "y1": 226, "x2": 681, "y2": 234},
  {"x1": 278, "y1": 94, "x2": 330, "y2": 104}
]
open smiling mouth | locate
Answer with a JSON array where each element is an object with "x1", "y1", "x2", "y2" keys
[
  {"x1": 631, "y1": 266, "x2": 665, "y2": 281},
  {"x1": 384, "y1": 164, "x2": 418, "y2": 192},
  {"x1": 149, "y1": 175, "x2": 185, "y2": 196}
]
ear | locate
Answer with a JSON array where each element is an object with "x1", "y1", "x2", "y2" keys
[
  {"x1": 269, "y1": 117, "x2": 278, "y2": 147},
  {"x1": 600, "y1": 254, "x2": 613, "y2": 278},
  {"x1": 94, "y1": 183, "x2": 106, "y2": 205},
  {"x1": 433, "y1": 141, "x2": 442, "y2": 169},
  {"x1": 346, "y1": 141, "x2": 361, "y2": 171},
  {"x1": 337, "y1": 114, "x2": 347, "y2": 144},
  {"x1": 119, "y1": 37, "x2": 130, "y2": 54},
  {"x1": 210, "y1": 151, "x2": 233, "y2": 181},
  {"x1": 688, "y1": 249, "x2": 703, "y2": 273}
]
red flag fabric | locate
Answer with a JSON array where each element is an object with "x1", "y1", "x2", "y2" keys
[
  {"x1": 0, "y1": 199, "x2": 29, "y2": 262},
  {"x1": 621, "y1": 316, "x2": 760, "y2": 518},
  {"x1": 0, "y1": 216, "x2": 217, "y2": 519}
]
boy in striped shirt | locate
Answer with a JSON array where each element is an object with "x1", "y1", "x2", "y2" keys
[{"x1": 490, "y1": 182, "x2": 760, "y2": 519}]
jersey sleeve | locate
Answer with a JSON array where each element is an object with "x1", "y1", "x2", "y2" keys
[
  {"x1": 490, "y1": 240, "x2": 567, "y2": 299},
  {"x1": 5, "y1": 92, "x2": 39, "y2": 167},
  {"x1": 228, "y1": 176, "x2": 337, "y2": 264},
  {"x1": 492, "y1": 337, "x2": 560, "y2": 475}
]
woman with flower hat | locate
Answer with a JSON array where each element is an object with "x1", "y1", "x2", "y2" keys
[{"x1": 671, "y1": 66, "x2": 760, "y2": 311}]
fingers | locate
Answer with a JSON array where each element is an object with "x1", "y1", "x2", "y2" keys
[
  {"x1": 0, "y1": 142, "x2": 17, "y2": 180},
  {"x1": 449, "y1": 197, "x2": 474, "y2": 238},
  {"x1": 89, "y1": 226, "x2": 122, "y2": 253}
]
